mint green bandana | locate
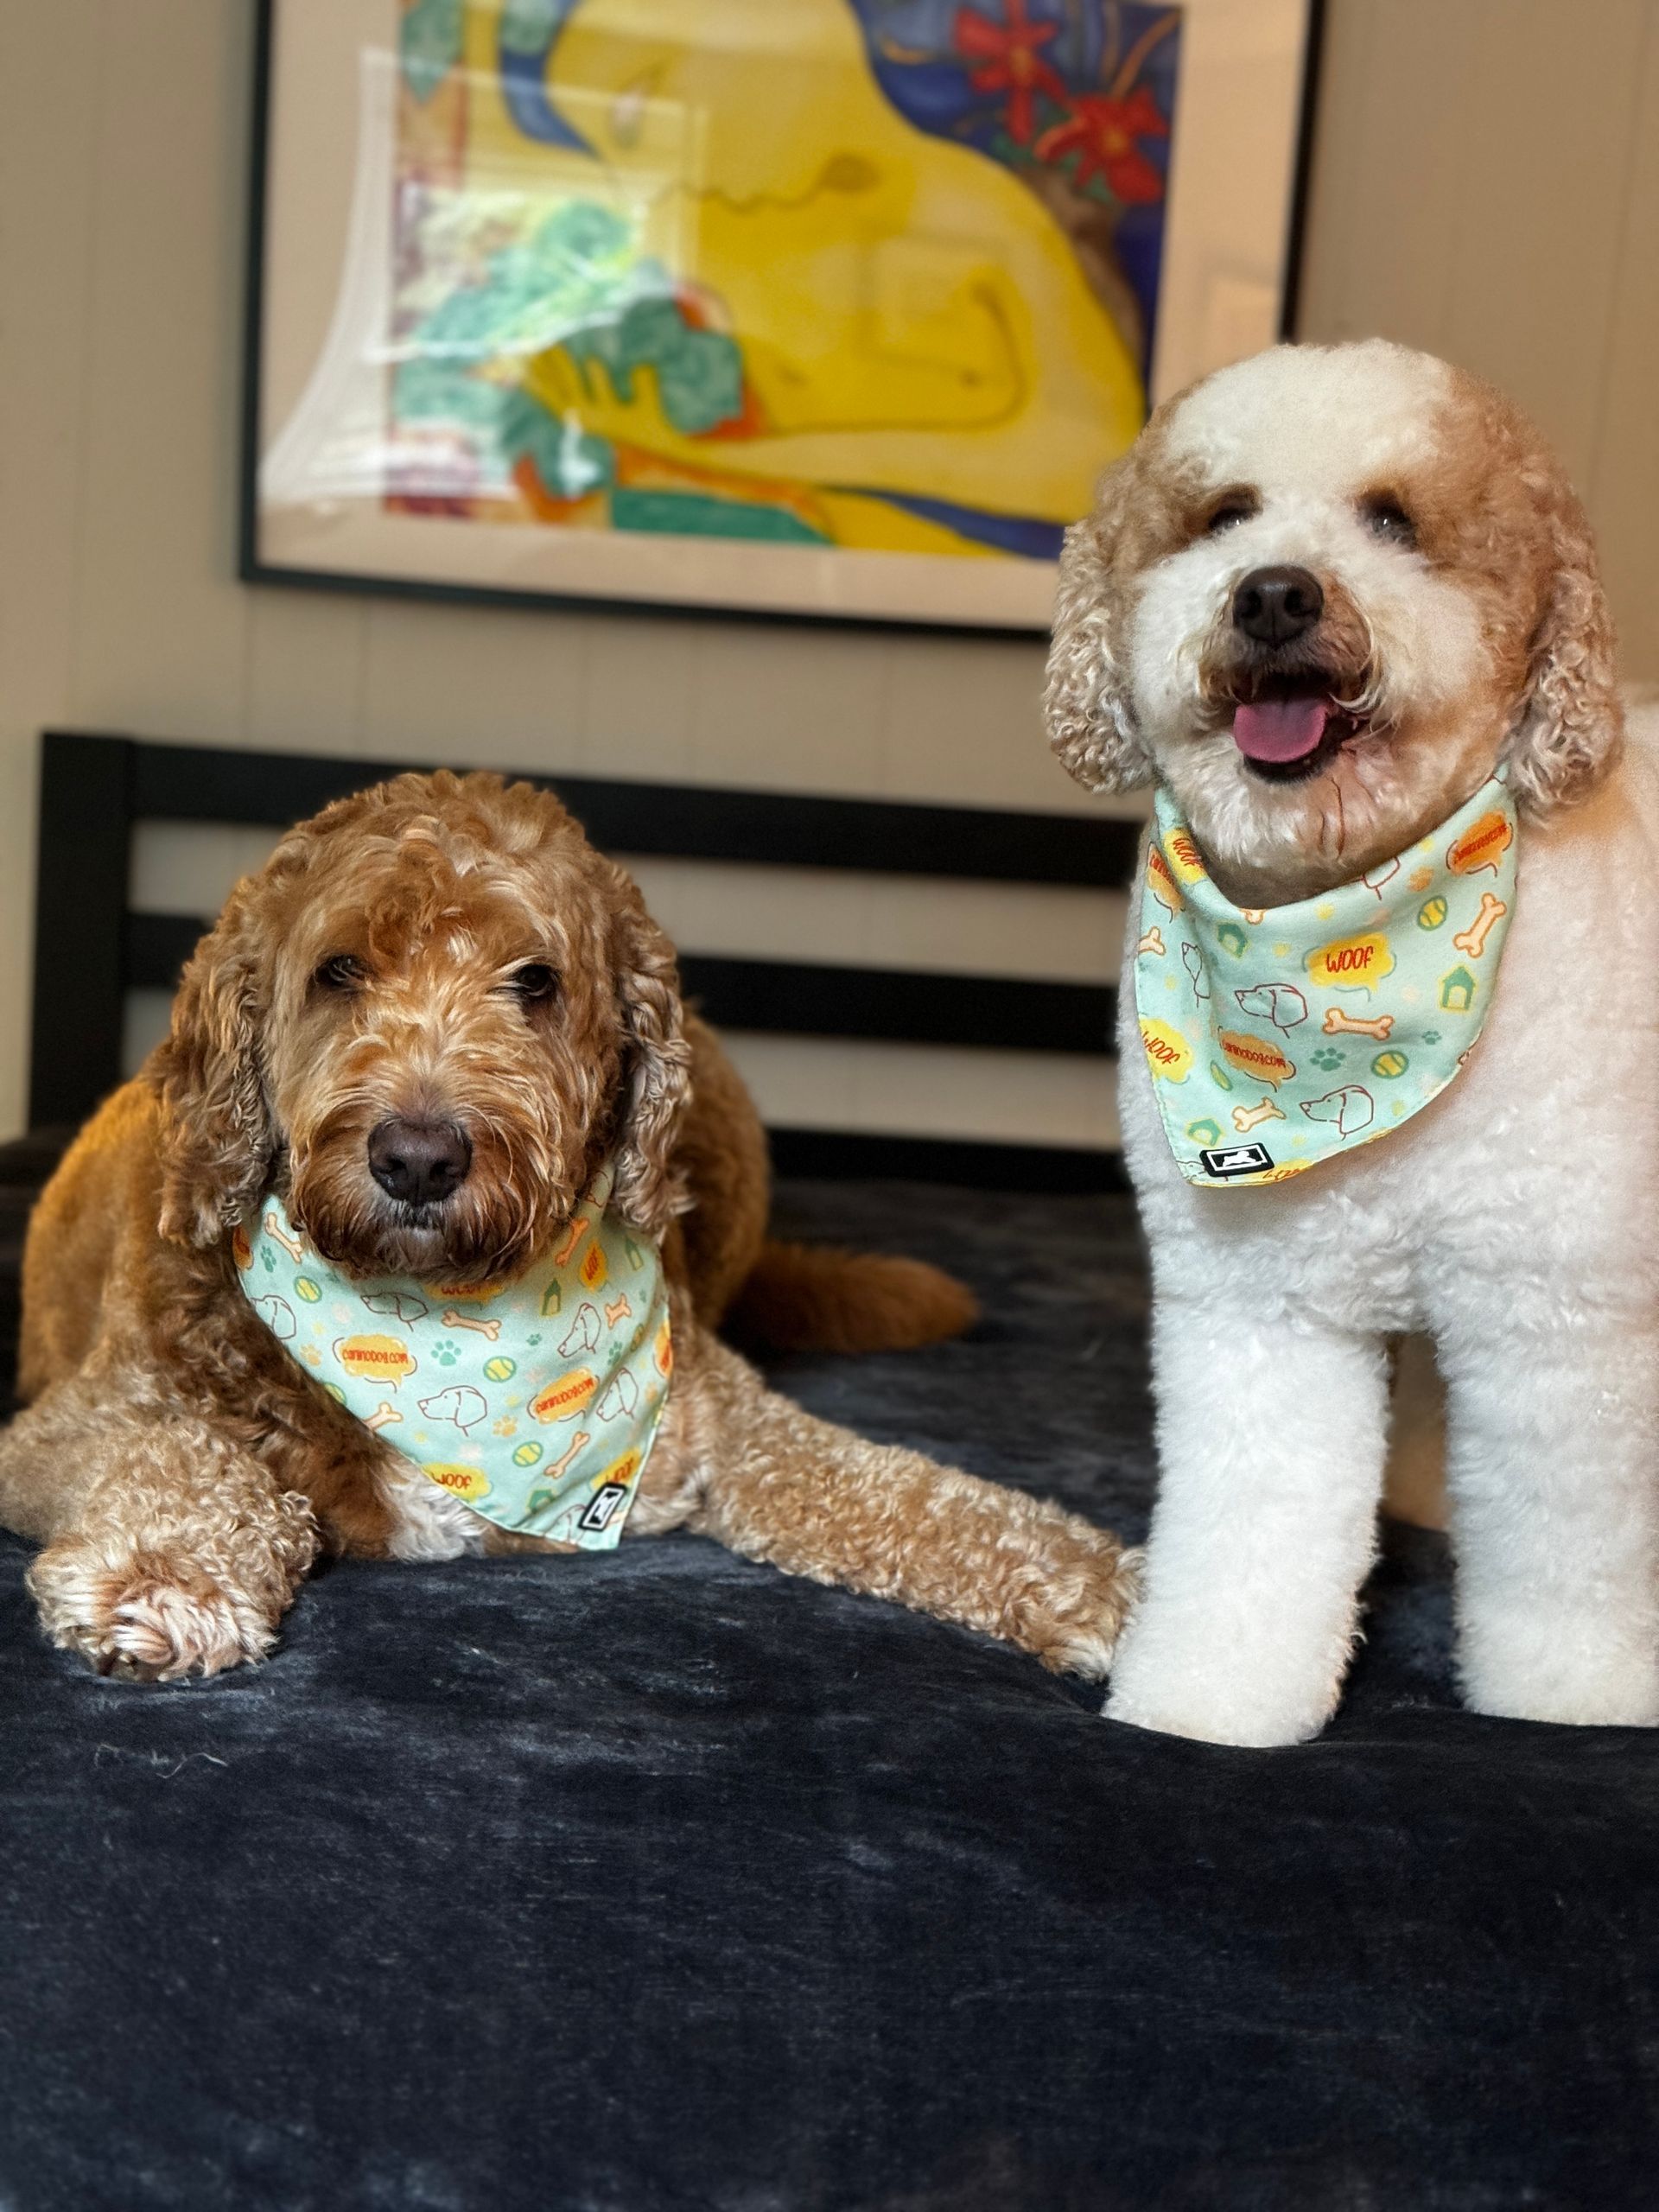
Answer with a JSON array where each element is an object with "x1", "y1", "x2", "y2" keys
[
  {"x1": 1135, "y1": 774, "x2": 1517, "y2": 1186},
  {"x1": 235, "y1": 1161, "x2": 671, "y2": 1547}
]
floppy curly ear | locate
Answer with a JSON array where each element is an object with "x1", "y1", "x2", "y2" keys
[
  {"x1": 152, "y1": 887, "x2": 274, "y2": 1248},
  {"x1": 609, "y1": 885, "x2": 693, "y2": 1237},
  {"x1": 1044, "y1": 457, "x2": 1153, "y2": 794},
  {"x1": 1503, "y1": 475, "x2": 1624, "y2": 815}
]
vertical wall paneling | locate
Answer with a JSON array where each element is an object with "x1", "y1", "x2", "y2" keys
[{"x1": 1296, "y1": 0, "x2": 1659, "y2": 677}]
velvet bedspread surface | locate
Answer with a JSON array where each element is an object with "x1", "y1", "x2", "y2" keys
[{"x1": 0, "y1": 1166, "x2": 1654, "y2": 2210}]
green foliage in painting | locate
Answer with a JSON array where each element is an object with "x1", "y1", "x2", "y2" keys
[
  {"x1": 611, "y1": 491, "x2": 830, "y2": 543},
  {"x1": 499, "y1": 388, "x2": 614, "y2": 499},
  {"x1": 400, "y1": 0, "x2": 464, "y2": 103},
  {"x1": 560, "y1": 299, "x2": 745, "y2": 437},
  {"x1": 499, "y1": 0, "x2": 566, "y2": 54}
]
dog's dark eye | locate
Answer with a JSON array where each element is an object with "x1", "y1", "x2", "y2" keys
[
  {"x1": 1204, "y1": 496, "x2": 1256, "y2": 537},
  {"x1": 508, "y1": 963, "x2": 559, "y2": 1004},
  {"x1": 313, "y1": 954, "x2": 365, "y2": 992},
  {"x1": 1362, "y1": 495, "x2": 1416, "y2": 547}
]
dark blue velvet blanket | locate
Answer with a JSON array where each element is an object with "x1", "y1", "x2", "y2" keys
[{"x1": 1, "y1": 1178, "x2": 1655, "y2": 2210}]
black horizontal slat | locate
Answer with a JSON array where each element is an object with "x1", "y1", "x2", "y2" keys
[
  {"x1": 767, "y1": 1129, "x2": 1125, "y2": 1192},
  {"x1": 681, "y1": 956, "x2": 1112, "y2": 1055},
  {"x1": 126, "y1": 917, "x2": 1115, "y2": 1058},
  {"x1": 80, "y1": 732, "x2": 1138, "y2": 887}
]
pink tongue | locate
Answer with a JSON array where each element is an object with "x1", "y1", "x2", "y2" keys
[{"x1": 1232, "y1": 695, "x2": 1331, "y2": 763}]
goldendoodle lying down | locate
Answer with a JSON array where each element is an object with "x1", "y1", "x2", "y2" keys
[{"x1": 0, "y1": 772, "x2": 1134, "y2": 1681}]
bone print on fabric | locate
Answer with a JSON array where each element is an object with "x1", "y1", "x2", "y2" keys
[
  {"x1": 238, "y1": 1160, "x2": 671, "y2": 1548},
  {"x1": 1135, "y1": 774, "x2": 1517, "y2": 1185}
]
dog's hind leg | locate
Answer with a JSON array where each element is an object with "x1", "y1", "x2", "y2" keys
[
  {"x1": 0, "y1": 1372, "x2": 318, "y2": 1681},
  {"x1": 636, "y1": 1332, "x2": 1136, "y2": 1678},
  {"x1": 1105, "y1": 1301, "x2": 1391, "y2": 1746}
]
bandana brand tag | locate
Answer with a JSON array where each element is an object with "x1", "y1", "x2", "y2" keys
[
  {"x1": 579, "y1": 1483, "x2": 631, "y2": 1534},
  {"x1": 1199, "y1": 1143, "x2": 1274, "y2": 1179}
]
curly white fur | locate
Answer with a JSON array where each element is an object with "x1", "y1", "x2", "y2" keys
[{"x1": 1050, "y1": 342, "x2": 1658, "y2": 1745}]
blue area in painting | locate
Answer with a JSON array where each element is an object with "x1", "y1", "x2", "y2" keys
[
  {"x1": 495, "y1": 0, "x2": 593, "y2": 152},
  {"x1": 843, "y1": 1, "x2": 1180, "y2": 380},
  {"x1": 842, "y1": 490, "x2": 1065, "y2": 561}
]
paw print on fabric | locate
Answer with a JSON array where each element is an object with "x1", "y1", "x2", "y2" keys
[
  {"x1": 1311, "y1": 1046, "x2": 1345, "y2": 1071},
  {"x1": 431, "y1": 1338, "x2": 461, "y2": 1368},
  {"x1": 493, "y1": 1418, "x2": 518, "y2": 1438},
  {"x1": 526, "y1": 1333, "x2": 542, "y2": 1348},
  {"x1": 260, "y1": 1248, "x2": 276, "y2": 1274},
  {"x1": 1422, "y1": 1030, "x2": 1440, "y2": 1045}
]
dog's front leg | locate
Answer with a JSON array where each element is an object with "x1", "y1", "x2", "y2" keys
[
  {"x1": 1105, "y1": 1302, "x2": 1390, "y2": 1746},
  {"x1": 1436, "y1": 1294, "x2": 1659, "y2": 1727},
  {"x1": 0, "y1": 1370, "x2": 319, "y2": 1681},
  {"x1": 644, "y1": 1333, "x2": 1136, "y2": 1676}
]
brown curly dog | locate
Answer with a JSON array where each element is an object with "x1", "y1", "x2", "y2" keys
[{"x1": 0, "y1": 772, "x2": 1134, "y2": 1682}]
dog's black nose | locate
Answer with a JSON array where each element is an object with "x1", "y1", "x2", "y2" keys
[
  {"x1": 367, "y1": 1119, "x2": 472, "y2": 1206},
  {"x1": 1232, "y1": 565, "x2": 1324, "y2": 645}
]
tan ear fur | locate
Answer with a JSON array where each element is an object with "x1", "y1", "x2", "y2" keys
[
  {"x1": 153, "y1": 887, "x2": 273, "y2": 1248},
  {"x1": 1044, "y1": 455, "x2": 1154, "y2": 795},
  {"x1": 1503, "y1": 474, "x2": 1624, "y2": 815},
  {"x1": 608, "y1": 881, "x2": 693, "y2": 1237}
]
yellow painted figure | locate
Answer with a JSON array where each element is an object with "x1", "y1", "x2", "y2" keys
[{"x1": 399, "y1": 0, "x2": 1157, "y2": 556}]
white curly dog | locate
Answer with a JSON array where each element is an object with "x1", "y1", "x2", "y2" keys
[{"x1": 1047, "y1": 340, "x2": 1658, "y2": 1745}]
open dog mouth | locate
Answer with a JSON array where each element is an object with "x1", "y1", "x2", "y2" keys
[{"x1": 1229, "y1": 677, "x2": 1366, "y2": 784}]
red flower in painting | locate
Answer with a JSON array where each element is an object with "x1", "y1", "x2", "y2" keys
[
  {"x1": 1033, "y1": 86, "x2": 1169, "y2": 202},
  {"x1": 954, "y1": 1, "x2": 1065, "y2": 145}
]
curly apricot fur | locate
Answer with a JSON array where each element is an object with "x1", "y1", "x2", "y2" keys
[{"x1": 0, "y1": 774, "x2": 1132, "y2": 1681}]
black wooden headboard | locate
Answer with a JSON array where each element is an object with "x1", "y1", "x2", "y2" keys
[{"x1": 30, "y1": 731, "x2": 1133, "y2": 1189}]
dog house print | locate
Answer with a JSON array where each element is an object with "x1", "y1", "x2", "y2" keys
[{"x1": 1438, "y1": 965, "x2": 1478, "y2": 1014}]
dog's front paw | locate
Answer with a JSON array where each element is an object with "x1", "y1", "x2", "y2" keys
[
  {"x1": 28, "y1": 1539, "x2": 300, "y2": 1682},
  {"x1": 1001, "y1": 1526, "x2": 1141, "y2": 1681},
  {"x1": 1459, "y1": 1622, "x2": 1659, "y2": 1729},
  {"x1": 1102, "y1": 1682, "x2": 1315, "y2": 1747},
  {"x1": 1102, "y1": 1663, "x2": 1342, "y2": 1746}
]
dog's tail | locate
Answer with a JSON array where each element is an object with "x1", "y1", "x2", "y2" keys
[{"x1": 726, "y1": 1241, "x2": 978, "y2": 1355}]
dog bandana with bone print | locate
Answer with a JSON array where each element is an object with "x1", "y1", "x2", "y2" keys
[
  {"x1": 1135, "y1": 772, "x2": 1517, "y2": 1187},
  {"x1": 236, "y1": 1160, "x2": 672, "y2": 1548}
]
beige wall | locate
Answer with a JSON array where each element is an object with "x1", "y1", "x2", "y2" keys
[
  {"x1": 2, "y1": 0, "x2": 1656, "y2": 1144},
  {"x1": 1296, "y1": 0, "x2": 1659, "y2": 677}
]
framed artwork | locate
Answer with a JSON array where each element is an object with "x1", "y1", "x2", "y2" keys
[{"x1": 244, "y1": 0, "x2": 1321, "y2": 632}]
